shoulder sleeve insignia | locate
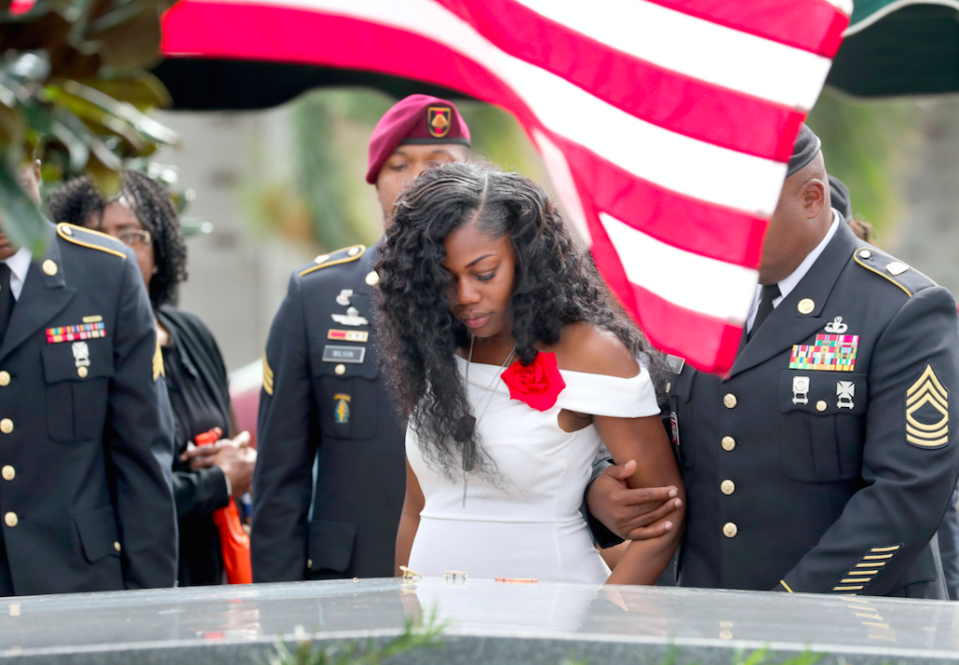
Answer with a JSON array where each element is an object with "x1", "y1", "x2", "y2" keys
[
  {"x1": 906, "y1": 365, "x2": 949, "y2": 448},
  {"x1": 57, "y1": 223, "x2": 128, "y2": 260},
  {"x1": 298, "y1": 245, "x2": 366, "y2": 278},
  {"x1": 153, "y1": 341, "x2": 165, "y2": 382},
  {"x1": 263, "y1": 353, "x2": 274, "y2": 396}
]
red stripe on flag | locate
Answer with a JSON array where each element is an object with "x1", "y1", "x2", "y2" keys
[
  {"x1": 649, "y1": 0, "x2": 850, "y2": 57},
  {"x1": 553, "y1": 134, "x2": 767, "y2": 268},
  {"x1": 433, "y1": 0, "x2": 805, "y2": 162},
  {"x1": 586, "y1": 201, "x2": 743, "y2": 373}
]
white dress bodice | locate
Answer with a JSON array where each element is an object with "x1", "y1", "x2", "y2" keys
[{"x1": 407, "y1": 355, "x2": 659, "y2": 583}]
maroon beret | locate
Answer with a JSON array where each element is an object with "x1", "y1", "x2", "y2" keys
[{"x1": 366, "y1": 94, "x2": 471, "y2": 184}]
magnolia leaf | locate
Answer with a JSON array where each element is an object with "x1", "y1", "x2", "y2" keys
[
  {"x1": 0, "y1": 161, "x2": 47, "y2": 255},
  {"x1": 47, "y1": 79, "x2": 177, "y2": 146},
  {"x1": 76, "y1": 72, "x2": 170, "y2": 112},
  {"x1": 84, "y1": 150, "x2": 121, "y2": 197},
  {"x1": 47, "y1": 84, "x2": 147, "y2": 150},
  {"x1": 0, "y1": 105, "x2": 25, "y2": 145},
  {"x1": 50, "y1": 117, "x2": 88, "y2": 171},
  {"x1": 84, "y1": 6, "x2": 163, "y2": 71}
]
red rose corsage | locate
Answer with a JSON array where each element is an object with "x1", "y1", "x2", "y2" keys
[{"x1": 501, "y1": 351, "x2": 567, "y2": 412}]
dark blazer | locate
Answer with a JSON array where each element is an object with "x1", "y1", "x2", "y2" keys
[
  {"x1": 670, "y1": 220, "x2": 959, "y2": 598},
  {"x1": 158, "y1": 306, "x2": 232, "y2": 586},
  {"x1": 0, "y1": 222, "x2": 177, "y2": 595},
  {"x1": 251, "y1": 243, "x2": 406, "y2": 581}
]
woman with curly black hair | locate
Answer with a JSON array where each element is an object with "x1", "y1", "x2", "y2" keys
[
  {"x1": 48, "y1": 172, "x2": 256, "y2": 587},
  {"x1": 378, "y1": 162, "x2": 685, "y2": 584}
]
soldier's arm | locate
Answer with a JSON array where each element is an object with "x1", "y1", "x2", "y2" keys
[
  {"x1": 106, "y1": 255, "x2": 178, "y2": 589},
  {"x1": 779, "y1": 285, "x2": 959, "y2": 595},
  {"x1": 251, "y1": 274, "x2": 318, "y2": 582}
]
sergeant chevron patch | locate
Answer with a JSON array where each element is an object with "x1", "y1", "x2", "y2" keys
[
  {"x1": 906, "y1": 365, "x2": 949, "y2": 448},
  {"x1": 263, "y1": 353, "x2": 274, "y2": 396}
]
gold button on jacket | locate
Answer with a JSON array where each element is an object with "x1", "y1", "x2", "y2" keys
[
  {"x1": 723, "y1": 394, "x2": 737, "y2": 409},
  {"x1": 723, "y1": 522, "x2": 738, "y2": 538},
  {"x1": 4, "y1": 513, "x2": 17, "y2": 528},
  {"x1": 0, "y1": 372, "x2": 9, "y2": 387},
  {"x1": 721, "y1": 480, "x2": 736, "y2": 495},
  {"x1": 721, "y1": 436, "x2": 736, "y2": 451},
  {"x1": 0, "y1": 419, "x2": 12, "y2": 434},
  {"x1": 1, "y1": 466, "x2": 14, "y2": 481}
]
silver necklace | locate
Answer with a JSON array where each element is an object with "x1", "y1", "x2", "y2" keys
[{"x1": 460, "y1": 334, "x2": 516, "y2": 506}]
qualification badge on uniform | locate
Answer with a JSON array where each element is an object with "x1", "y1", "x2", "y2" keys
[
  {"x1": 334, "y1": 393, "x2": 351, "y2": 424},
  {"x1": 836, "y1": 381, "x2": 855, "y2": 409},
  {"x1": 906, "y1": 365, "x2": 949, "y2": 448},
  {"x1": 792, "y1": 376, "x2": 810, "y2": 405},
  {"x1": 72, "y1": 342, "x2": 91, "y2": 378}
]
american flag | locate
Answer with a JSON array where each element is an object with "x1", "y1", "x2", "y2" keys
[{"x1": 162, "y1": 0, "x2": 851, "y2": 374}]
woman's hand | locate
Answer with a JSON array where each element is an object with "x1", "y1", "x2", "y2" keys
[
  {"x1": 180, "y1": 431, "x2": 256, "y2": 497},
  {"x1": 181, "y1": 431, "x2": 251, "y2": 468},
  {"x1": 587, "y1": 459, "x2": 683, "y2": 540}
]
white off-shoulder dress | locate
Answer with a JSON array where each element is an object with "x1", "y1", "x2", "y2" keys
[{"x1": 407, "y1": 355, "x2": 659, "y2": 583}]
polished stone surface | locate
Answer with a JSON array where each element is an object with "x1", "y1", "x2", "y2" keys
[{"x1": 0, "y1": 578, "x2": 958, "y2": 663}]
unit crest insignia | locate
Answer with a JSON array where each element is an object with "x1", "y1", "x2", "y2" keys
[{"x1": 905, "y1": 365, "x2": 949, "y2": 448}]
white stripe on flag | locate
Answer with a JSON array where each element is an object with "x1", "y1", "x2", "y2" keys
[
  {"x1": 222, "y1": 0, "x2": 789, "y2": 216},
  {"x1": 516, "y1": 0, "x2": 833, "y2": 110},
  {"x1": 599, "y1": 212, "x2": 758, "y2": 324},
  {"x1": 532, "y1": 129, "x2": 591, "y2": 243}
]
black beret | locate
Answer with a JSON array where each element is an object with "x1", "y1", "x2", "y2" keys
[
  {"x1": 828, "y1": 174, "x2": 852, "y2": 221},
  {"x1": 787, "y1": 124, "x2": 821, "y2": 177}
]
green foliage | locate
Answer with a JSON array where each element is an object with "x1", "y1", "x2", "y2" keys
[
  {"x1": 0, "y1": 0, "x2": 179, "y2": 250},
  {"x1": 807, "y1": 89, "x2": 917, "y2": 235},
  {"x1": 268, "y1": 609, "x2": 445, "y2": 665}
]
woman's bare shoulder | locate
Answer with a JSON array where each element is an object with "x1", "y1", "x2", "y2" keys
[{"x1": 549, "y1": 322, "x2": 640, "y2": 379}]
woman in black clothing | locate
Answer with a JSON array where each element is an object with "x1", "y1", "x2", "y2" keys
[{"x1": 48, "y1": 171, "x2": 256, "y2": 586}]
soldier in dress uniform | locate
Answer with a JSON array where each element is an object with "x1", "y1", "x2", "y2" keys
[
  {"x1": 251, "y1": 95, "x2": 471, "y2": 581},
  {"x1": 664, "y1": 124, "x2": 959, "y2": 597},
  {"x1": 0, "y1": 160, "x2": 177, "y2": 595}
]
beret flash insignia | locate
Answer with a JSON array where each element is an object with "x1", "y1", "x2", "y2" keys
[{"x1": 427, "y1": 106, "x2": 451, "y2": 138}]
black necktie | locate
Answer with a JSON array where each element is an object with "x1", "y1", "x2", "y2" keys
[
  {"x1": 749, "y1": 284, "x2": 781, "y2": 340},
  {"x1": 0, "y1": 263, "x2": 13, "y2": 343}
]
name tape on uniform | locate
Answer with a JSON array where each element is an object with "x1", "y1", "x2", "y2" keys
[{"x1": 322, "y1": 345, "x2": 366, "y2": 364}]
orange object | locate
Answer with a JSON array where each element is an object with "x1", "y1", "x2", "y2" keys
[{"x1": 196, "y1": 428, "x2": 252, "y2": 584}]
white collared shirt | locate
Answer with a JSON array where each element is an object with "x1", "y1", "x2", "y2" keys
[
  {"x1": 1, "y1": 246, "x2": 31, "y2": 301},
  {"x1": 746, "y1": 209, "x2": 841, "y2": 333}
]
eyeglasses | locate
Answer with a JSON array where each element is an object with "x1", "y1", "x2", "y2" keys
[{"x1": 117, "y1": 230, "x2": 152, "y2": 248}]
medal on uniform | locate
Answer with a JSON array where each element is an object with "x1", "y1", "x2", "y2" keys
[
  {"x1": 331, "y1": 306, "x2": 369, "y2": 327},
  {"x1": 328, "y1": 329, "x2": 369, "y2": 343},
  {"x1": 790, "y1": 334, "x2": 859, "y2": 372},
  {"x1": 792, "y1": 376, "x2": 810, "y2": 405},
  {"x1": 336, "y1": 289, "x2": 353, "y2": 307},
  {"x1": 669, "y1": 410, "x2": 680, "y2": 446},
  {"x1": 836, "y1": 381, "x2": 855, "y2": 409},
  {"x1": 46, "y1": 321, "x2": 106, "y2": 343}
]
